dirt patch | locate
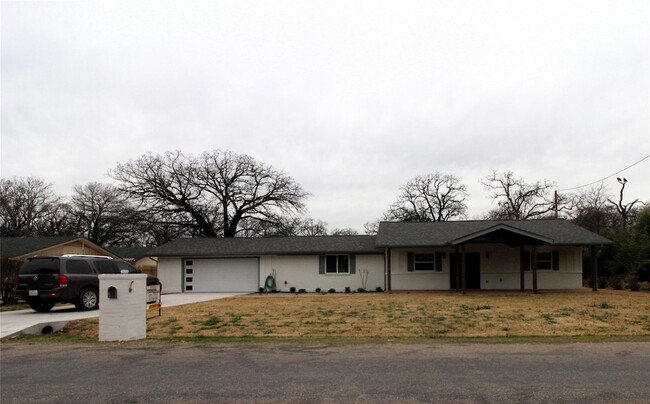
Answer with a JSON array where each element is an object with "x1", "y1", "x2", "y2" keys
[{"x1": 62, "y1": 289, "x2": 650, "y2": 339}]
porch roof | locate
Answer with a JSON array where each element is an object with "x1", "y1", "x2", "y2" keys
[{"x1": 375, "y1": 219, "x2": 612, "y2": 248}]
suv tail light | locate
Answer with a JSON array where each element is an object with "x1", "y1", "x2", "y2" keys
[{"x1": 59, "y1": 274, "x2": 68, "y2": 287}]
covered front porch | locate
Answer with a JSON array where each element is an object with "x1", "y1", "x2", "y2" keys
[{"x1": 385, "y1": 223, "x2": 590, "y2": 293}]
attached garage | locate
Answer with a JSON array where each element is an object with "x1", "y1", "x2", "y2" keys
[{"x1": 184, "y1": 258, "x2": 259, "y2": 293}]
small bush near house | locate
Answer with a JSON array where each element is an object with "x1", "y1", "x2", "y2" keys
[
  {"x1": 376, "y1": 287, "x2": 383, "y2": 292},
  {"x1": 328, "y1": 288, "x2": 336, "y2": 293},
  {"x1": 298, "y1": 289, "x2": 306, "y2": 294},
  {"x1": 345, "y1": 287, "x2": 351, "y2": 293},
  {"x1": 289, "y1": 287, "x2": 296, "y2": 293},
  {"x1": 315, "y1": 288, "x2": 321, "y2": 293},
  {"x1": 357, "y1": 288, "x2": 367, "y2": 293},
  {"x1": 598, "y1": 277, "x2": 608, "y2": 289},
  {"x1": 629, "y1": 281, "x2": 640, "y2": 291},
  {"x1": 608, "y1": 276, "x2": 624, "y2": 290},
  {"x1": 595, "y1": 301, "x2": 614, "y2": 309}
]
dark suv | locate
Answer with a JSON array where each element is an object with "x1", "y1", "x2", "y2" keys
[{"x1": 14, "y1": 255, "x2": 161, "y2": 312}]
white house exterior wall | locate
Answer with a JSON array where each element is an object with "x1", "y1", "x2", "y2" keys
[
  {"x1": 390, "y1": 245, "x2": 583, "y2": 290},
  {"x1": 259, "y1": 254, "x2": 385, "y2": 292},
  {"x1": 156, "y1": 245, "x2": 583, "y2": 293},
  {"x1": 157, "y1": 257, "x2": 182, "y2": 293},
  {"x1": 390, "y1": 248, "x2": 450, "y2": 290}
]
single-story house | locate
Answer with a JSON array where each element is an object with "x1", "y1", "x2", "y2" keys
[
  {"x1": 108, "y1": 246, "x2": 158, "y2": 276},
  {"x1": 148, "y1": 219, "x2": 612, "y2": 294},
  {"x1": 0, "y1": 236, "x2": 119, "y2": 284}
]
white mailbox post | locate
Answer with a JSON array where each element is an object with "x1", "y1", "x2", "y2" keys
[{"x1": 98, "y1": 274, "x2": 147, "y2": 342}]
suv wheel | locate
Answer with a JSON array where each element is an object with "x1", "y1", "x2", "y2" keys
[
  {"x1": 76, "y1": 288, "x2": 99, "y2": 311},
  {"x1": 29, "y1": 301, "x2": 55, "y2": 312}
]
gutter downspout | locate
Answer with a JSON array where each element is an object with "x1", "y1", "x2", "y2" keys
[{"x1": 385, "y1": 247, "x2": 392, "y2": 293}]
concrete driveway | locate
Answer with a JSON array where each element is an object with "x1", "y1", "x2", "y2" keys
[{"x1": 0, "y1": 293, "x2": 246, "y2": 340}]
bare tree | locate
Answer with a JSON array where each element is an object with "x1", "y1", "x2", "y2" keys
[
  {"x1": 568, "y1": 183, "x2": 618, "y2": 235},
  {"x1": 197, "y1": 150, "x2": 309, "y2": 237},
  {"x1": 71, "y1": 182, "x2": 138, "y2": 246},
  {"x1": 384, "y1": 172, "x2": 468, "y2": 222},
  {"x1": 38, "y1": 202, "x2": 76, "y2": 236},
  {"x1": 330, "y1": 228, "x2": 359, "y2": 236},
  {"x1": 110, "y1": 151, "x2": 221, "y2": 237},
  {"x1": 110, "y1": 150, "x2": 309, "y2": 238},
  {"x1": 0, "y1": 177, "x2": 67, "y2": 237},
  {"x1": 130, "y1": 211, "x2": 197, "y2": 246},
  {"x1": 482, "y1": 171, "x2": 560, "y2": 220},
  {"x1": 608, "y1": 178, "x2": 643, "y2": 229},
  {"x1": 363, "y1": 220, "x2": 380, "y2": 234},
  {"x1": 238, "y1": 216, "x2": 328, "y2": 237}
]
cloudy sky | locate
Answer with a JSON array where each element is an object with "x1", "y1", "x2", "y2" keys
[{"x1": 2, "y1": 0, "x2": 649, "y2": 232}]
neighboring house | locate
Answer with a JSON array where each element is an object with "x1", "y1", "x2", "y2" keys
[
  {"x1": 108, "y1": 247, "x2": 158, "y2": 277},
  {"x1": 148, "y1": 219, "x2": 612, "y2": 294},
  {"x1": 0, "y1": 236, "x2": 119, "y2": 284}
]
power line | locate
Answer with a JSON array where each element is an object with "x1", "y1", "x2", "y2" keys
[{"x1": 557, "y1": 154, "x2": 650, "y2": 192}]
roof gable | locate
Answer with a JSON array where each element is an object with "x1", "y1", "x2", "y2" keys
[{"x1": 450, "y1": 223, "x2": 554, "y2": 246}]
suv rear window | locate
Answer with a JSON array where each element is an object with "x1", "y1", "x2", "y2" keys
[
  {"x1": 66, "y1": 260, "x2": 94, "y2": 274},
  {"x1": 94, "y1": 260, "x2": 116, "y2": 274},
  {"x1": 115, "y1": 261, "x2": 139, "y2": 274},
  {"x1": 19, "y1": 258, "x2": 60, "y2": 274}
]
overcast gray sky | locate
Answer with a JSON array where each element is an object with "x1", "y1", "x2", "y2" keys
[{"x1": 2, "y1": 0, "x2": 649, "y2": 232}]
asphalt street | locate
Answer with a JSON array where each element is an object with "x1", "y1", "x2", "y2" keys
[{"x1": 1, "y1": 342, "x2": 648, "y2": 403}]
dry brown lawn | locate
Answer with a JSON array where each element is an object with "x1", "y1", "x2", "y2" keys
[{"x1": 64, "y1": 289, "x2": 650, "y2": 340}]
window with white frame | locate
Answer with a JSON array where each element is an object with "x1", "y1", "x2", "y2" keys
[
  {"x1": 325, "y1": 255, "x2": 349, "y2": 274},
  {"x1": 408, "y1": 252, "x2": 442, "y2": 272},
  {"x1": 534, "y1": 252, "x2": 553, "y2": 270},
  {"x1": 413, "y1": 253, "x2": 436, "y2": 271},
  {"x1": 526, "y1": 250, "x2": 559, "y2": 271}
]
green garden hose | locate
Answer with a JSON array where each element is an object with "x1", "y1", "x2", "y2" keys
[{"x1": 264, "y1": 274, "x2": 277, "y2": 292}]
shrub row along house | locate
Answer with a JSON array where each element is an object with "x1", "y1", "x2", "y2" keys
[{"x1": 149, "y1": 220, "x2": 611, "y2": 294}]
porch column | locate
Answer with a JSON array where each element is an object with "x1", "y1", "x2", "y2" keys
[
  {"x1": 461, "y1": 244, "x2": 466, "y2": 295},
  {"x1": 519, "y1": 245, "x2": 525, "y2": 292},
  {"x1": 590, "y1": 245, "x2": 598, "y2": 292},
  {"x1": 531, "y1": 244, "x2": 538, "y2": 294},
  {"x1": 455, "y1": 245, "x2": 460, "y2": 292},
  {"x1": 386, "y1": 248, "x2": 392, "y2": 293}
]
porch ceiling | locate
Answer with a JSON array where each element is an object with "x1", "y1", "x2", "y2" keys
[{"x1": 450, "y1": 224, "x2": 553, "y2": 247}]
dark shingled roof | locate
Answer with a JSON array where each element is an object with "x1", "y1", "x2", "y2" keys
[
  {"x1": 0, "y1": 236, "x2": 78, "y2": 258},
  {"x1": 108, "y1": 246, "x2": 155, "y2": 261},
  {"x1": 375, "y1": 220, "x2": 613, "y2": 247},
  {"x1": 148, "y1": 235, "x2": 382, "y2": 257}
]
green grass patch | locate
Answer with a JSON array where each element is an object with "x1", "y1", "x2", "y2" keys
[
  {"x1": 202, "y1": 316, "x2": 223, "y2": 327},
  {"x1": 0, "y1": 303, "x2": 29, "y2": 312}
]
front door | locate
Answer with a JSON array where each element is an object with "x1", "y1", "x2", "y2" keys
[{"x1": 450, "y1": 252, "x2": 481, "y2": 290}]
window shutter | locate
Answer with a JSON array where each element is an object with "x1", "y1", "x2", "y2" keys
[
  {"x1": 319, "y1": 256, "x2": 325, "y2": 274},
  {"x1": 552, "y1": 250, "x2": 560, "y2": 271},
  {"x1": 435, "y1": 252, "x2": 442, "y2": 272},
  {"x1": 407, "y1": 252, "x2": 414, "y2": 272},
  {"x1": 522, "y1": 250, "x2": 531, "y2": 271},
  {"x1": 349, "y1": 255, "x2": 356, "y2": 274}
]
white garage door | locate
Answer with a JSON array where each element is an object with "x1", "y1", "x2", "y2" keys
[{"x1": 184, "y1": 258, "x2": 259, "y2": 292}]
